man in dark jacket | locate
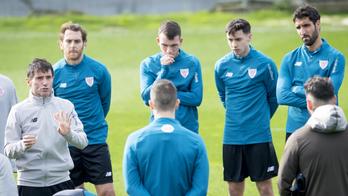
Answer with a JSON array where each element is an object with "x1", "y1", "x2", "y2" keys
[{"x1": 277, "y1": 76, "x2": 348, "y2": 196}]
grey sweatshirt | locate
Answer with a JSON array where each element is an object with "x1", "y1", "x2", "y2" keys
[{"x1": 4, "y1": 90, "x2": 88, "y2": 187}]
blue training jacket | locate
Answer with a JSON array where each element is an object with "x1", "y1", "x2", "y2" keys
[
  {"x1": 215, "y1": 45, "x2": 279, "y2": 145},
  {"x1": 123, "y1": 118, "x2": 209, "y2": 196},
  {"x1": 140, "y1": 49, "x2": 203, "y2": 133},
  {"x1": 277, "y1": 38, "x2": 345, "y2": 133},
  {"x1": 53, "y1": 54, "x2": 112, "y2": 145}
]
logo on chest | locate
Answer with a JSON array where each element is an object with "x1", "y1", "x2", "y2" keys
[
  {"x1": 0, "y1": 87, "x2": 4, "y2": 96},
  {"x1": 248, "y1": 69, "x2": 257, "y2": 79},
  {"x1": 180, "y1": 69, "x2": 189, "y2": 78},
  {"x1": 85, "y1": 77, "x2": 94, "y2": 87},
  {"x1": 226, "y1": 72, "x2": 233, "y2": 77},
  {"x1": 319, "y1": 60, "x2": 328, "y2": 69}
]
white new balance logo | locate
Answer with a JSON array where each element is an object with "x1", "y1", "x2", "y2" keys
[
  {"x1": 267, "y1": 166, "x2": 274, "y2": 172},
  {"x1": 226, "y1": 72, "x2": 233, "y2": 77},
  {"x1": 105, "y1": 171, "x2": 112, "y2": 177},
  {"x1": 294, "y1": 62, "x2": 302, "y2": 66}
]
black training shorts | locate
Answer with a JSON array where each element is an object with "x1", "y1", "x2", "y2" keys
[
  {"x1": 223, "y1": 142, "x2": 279, "y2": 182},
  {"x1": 69, "y1": 143, "x2": 113, "y2": 186}
]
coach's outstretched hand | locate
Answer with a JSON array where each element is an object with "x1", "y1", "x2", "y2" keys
[{"x1": 56, "y1": 110, "x2": 72, "y2": 136}]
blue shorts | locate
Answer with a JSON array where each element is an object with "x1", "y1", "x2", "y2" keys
[
  {"x1": 69, "y1": 143, "x2": 113, "y2": 186},
  {"x1": 223, "y1": 142, "x2": 279, "y2": 182}
]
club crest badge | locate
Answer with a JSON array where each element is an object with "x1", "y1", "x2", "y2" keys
[
  {"x1": 85, "y1": 77, "x2": 94, "y2": 87},
  {"x1": 248, "y1": 69, "x2": 257, "y2": 79},
  {"x1": 180, "y1": 69, "x2": 189, "y2": 78},
  {"x1": 53, "y1": 113, "x2": 59, "y2": 122},
  {"x1": 0, "y1": 87, "x2": 4, "y2": 96},
  {"x1": 161, "y1": 124, "x2": 174, "y2": 133},
  {"x1": 319, "y1": 60, "x2": 328, "y2": 69}
]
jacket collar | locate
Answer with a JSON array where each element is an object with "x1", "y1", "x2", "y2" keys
[{"x1": 29, "y1": 89, "x2": 54, "y2": 106}]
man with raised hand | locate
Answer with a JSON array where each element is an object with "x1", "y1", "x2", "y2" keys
[
  {"x1": 123, "y1": 79, "x2": 209, "y2": 196},
  {"x1": 214, "y1": 18, "x2": 279, "y2": 196},
  {"x1": 53, "y1": 21, "x2": 115, "y2": 196},
  {"x1": 277, "y1": 5, "x2": 345, "y2": 141},
  {"x1": 278, "y1": 76, "x2": 348, "y2": 196},
  {"x1": 140, "y1": 20, "x2": 203, "y2": 134},
  {"x1": 4, "y1": 58, "x2": 87, "y2": 196}
]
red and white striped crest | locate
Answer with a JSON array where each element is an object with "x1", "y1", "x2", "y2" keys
[
  {"x1": 85, "y1": 77, "x2": 94, "y2": 87},
  {"x1": 180, "y1": 69, "x2": 189, "y2": 78},
  {"x1": 0, "y1": 87, "x2": 4, "y2": 96},
  {"x1": 248, "y1": 69, "x2": 257, "y2": 79},
  {"x1": 319, "y1": 60, "x2": 328, "y2": 69}
]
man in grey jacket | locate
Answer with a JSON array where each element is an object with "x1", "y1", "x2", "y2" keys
[
  {"x1": 277, "y1": 76, "x2": 348, "y2": 196},
  {"x1": 4, "y1": 58, "x2": 88, "y2": 196}
]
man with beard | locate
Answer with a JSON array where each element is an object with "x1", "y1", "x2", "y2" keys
[
  {"x1": 53, "y1": 22, "x2": 115, "y2": 196},
  {"x1": 276, "y1": 5, "x2": 345, "y2": 141}
]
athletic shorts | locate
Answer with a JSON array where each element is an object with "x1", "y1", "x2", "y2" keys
[
  {"x1": 69, "y1": 143, "x2": 113, "y2": 186},
  {"x1": 18, "y1": 180, "x2": 74, "y2": 196},
  {"x1": 223, "y1": 142, "x2": 279, "y2": 182}
]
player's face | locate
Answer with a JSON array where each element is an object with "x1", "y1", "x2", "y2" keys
[
  {"x1": 295, "y1": 17, "x2": 320, "y2": 46},
  {"x1": 27, "y1": 70, "x2": 53, "y2": 98},
  {"x1": 157, "y1": 33, "x2": 183, "y2": 57},
  {"x1": 227, "y1": 30, "x2": 252, "y2": 58},
  {"x1": 60, "y1": 30, "x2": 86, "y2": 62}
]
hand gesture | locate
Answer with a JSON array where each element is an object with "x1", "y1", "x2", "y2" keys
[
  {"x1": 160, "y1": 55, "x2": 175, "y2": 65},
  {"x1": 23, "y1": 135, "x2": 36, "y2": 150},
  {"x1": 56, "y1": 110, "x2": 72, "y2": 136}
]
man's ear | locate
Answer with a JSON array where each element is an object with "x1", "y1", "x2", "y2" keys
[
  {"x1": 306, "y1": 98, "x2": 313, "y2": 112},
  {"x1": 26, "y1": 78, "x2": 31, "y2": 87},
  {"x1": 174, "y1": 99, "x2": 180, "y2": 110},
  {"x1": 149, "y1": 100, "x2": 154, "y2": 110}
]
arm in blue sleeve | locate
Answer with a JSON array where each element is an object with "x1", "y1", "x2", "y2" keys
[
  {"x1": 123, "y1": 135, "x2": 151, "y2": 196},
  {"x1": 185, "y1": 137, "x2": 209, "y2": 196},
  {"x1": 177, "y1": 60, "x2": 203, "y2": 106},
  {"x1": 329, "y1": 54, "x2": 345, "y2": 105},
  {"x1": 140, "y1": 61, "x2": 169, "y2": 106},
  {"x1": 99, "y1": 66, "x2": 111, "y2": 118},
  {"x1": 214, "y1": 64, "x2": 226, "y2": 108},
  {"x1": 265, "y1": 62, "x2": 279, "y2": 118},
  {"x1": 276, "y1": 56, "x2": 307, "y2": 108}
]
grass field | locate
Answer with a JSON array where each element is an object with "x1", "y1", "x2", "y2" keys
[{"x1": 1, "y1": 10, "x2": 348, "y2": 195}]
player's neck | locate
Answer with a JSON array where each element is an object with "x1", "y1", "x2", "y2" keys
[
  {"x1": 306, "y1": 37, "x2": 323, "y2": 52},
  {"x1": 65, "y1": 55, "x2": 84, "y2": 66},
  {"x1": 153, "y1": 110, "x2": 175, "y2": 120}
]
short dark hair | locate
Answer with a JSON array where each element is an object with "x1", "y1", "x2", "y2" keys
[
  {"x1": 158, "y1": 20, "x2": 181, "y2": 40},
  {"x1": 150, "y1": 79, "x2": 177, "y2": 112},
  {"x1": 225, "y1": 18, "x2": 251, "y2": 36},
  {"x1": 304, "y1": 76, "x2": 335, "y2": 102},
  {"x1": 293, "y1": 5, "x2": 320, "y2": 25},
  {"x1": 27, "y1": 58, "x2": 54, "y2": 79},
  {"x1": 58, "y1": 21, "x2": 87, "y2": 44}
]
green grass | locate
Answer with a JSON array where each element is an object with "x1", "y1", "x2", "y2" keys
[{"x1": 2, "y1": 10, "x2": 348, "y2": 195}]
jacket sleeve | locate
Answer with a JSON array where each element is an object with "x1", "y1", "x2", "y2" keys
[
  {"x1": 177, "y1": 59, "x2": 203, "y2": 106},
  {"x1": 265, "y1": 61, "x2": 279, "y2": 118},
  {"x1": 4, "y1": 108, "x2": 28, "y2": 159},
  {"x1": 276, "y1": 55, "x2": 307, "y2": 108},
  {"x1": 98, "y1": 65, "x2": 112, "y2": 118},
  {"x1": 329, "y1": 54, "x2": 345, "y2": 105},
  {"x1": 0, "y1": 154, "x2": 17, "y2": 196},
  {"x1": 214, "y1": 63, "x2": 226, "y2": 108},
  {"x1": 9, "y1": 80, "x2": 18, "y2": 106},
  {"x1": 123, "y1": 134, "x2": 151, "y2": 196},
  {"x1": 140, "y1": 60, "x2": 169, "y2": 106},
  {"x1": 277, "y1": 133, "x2": 299, "y2": 196},
  {"x1": 63, "y1": 107, "x2": 88, "y2": 149},
  {"x1": 185, "y1": 136, "x2": 209, "y2": 196}
]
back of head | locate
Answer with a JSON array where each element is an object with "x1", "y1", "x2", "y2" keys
[
  {"x1": 27, "y1": 58, "x2": 53, "y2": 80},
  {"x1": 158, "y1": 20, "x2": 181, "y2": 40},
  {"x1": 58, "y1": 21, "x2": 87, "y2": 43},
  {"x1": 225, "y1": 18, "x2": 251, "y2": 36},
  {"x1": 293, "y1": 5, "x2": 320, "y2": 24},
  {"x1": 150, "y1": 79, "x2": 177, "y2": 112},
  {"x1": 304, "y1": 76, "x2": 335, "y2": 106}
]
